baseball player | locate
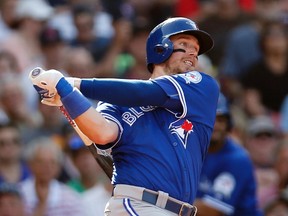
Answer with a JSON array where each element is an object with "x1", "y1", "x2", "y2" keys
[
  {"x1": 29, "y1": 17, "x2": 219, "y2": 216},
  {"x1": 195, "y1": 93, "x2": 263, "y2": 216}
]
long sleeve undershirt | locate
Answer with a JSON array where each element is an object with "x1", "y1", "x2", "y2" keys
[{"x1": 80, "y1": 78, "x2": 169, "y2": 107}]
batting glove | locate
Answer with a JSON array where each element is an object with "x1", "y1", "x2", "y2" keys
[
  {"x1": 41, "y1": 93, "x2": 62, "y2": 106},
  {"x1": 29, "y1": 67, "x2": 64, "y2": 106},
  {"x1": 41, "y1": 78, "x2": 77, "y2": 106}
]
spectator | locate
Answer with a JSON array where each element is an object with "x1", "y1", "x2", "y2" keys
[
  {"x1": 220, "y1": 0, "x2": 285, "y2": 81},
  {"x1": 114, "y1": 18, "x2": 152, "y2": 79},
  {"x1": 0, "y1": 74, "x2": 40, "y2": 144},
  {"x1": 245, "y1": 115, "x2": 280, "y2": 165},
  {"x1": 53, "y1": 123, "x2": 81, "y2": 184},
  {"x1": 0, "y1": 182, "x2": 26, "y2": 216},
  {"x1": 240, "y1": 18, "x2": 288, "y2": 119},
  {"x1": 116, "y1": 0, "x2": 175, "y2": 27},
  {"x1": 244, "y1": 115, "x2": 281, "y2": 209},
  {"x1": 0, "y1": 50, "x2": 21, "y2": 78},
  {"x1": 66, "y1": 134, "x2": 111, "y2": 216},
  {"x1": 264, "y1": 192, "x2": 288, "y2": 216},
  {"x1": 69, "y1": 4, "x2": 112, "y2": 63},
  {"x1": 0, "y1": 0, "x2": 54, "y2": 72},
  {"x1": 198, "y1": 0, "x2": 251, "y2": 67},
  {"x1": 33, "y1": 97, "x2": 66, "y2": 139},
  {"x1": 0, "y1": 122, "x2": 31, "y2": 184},
  {"x1": 94, "y1": 18, "x2": 133, "y2": 78},
  {"x1": 0, "y1": 0, "x2": 18, "y2": 42},
  {"x1": 48, "y1": 0, "x2": 114, "y2": 43},
  {"x1": 195, "y1": 93, "x2": 262, "y2": 215},
  {"x1": 62, "y1": 46, "x2": 96, "y2": 78},
  {"x1": 19, "y1": 136, "x2": 85, "y2": 216},
  {"x1": 0, "y1": 50, "x2": 21, "y2": 123},
  {"x1": 39, "y1": 25, "x2": 69, "y2": 71},
  {"x1": 218, "y1": 0, "x2": 276, "y2": 100}
]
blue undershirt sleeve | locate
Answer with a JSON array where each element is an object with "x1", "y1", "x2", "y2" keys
[{"x1": 80, "y1": 78, "x2": 169, "y2": 107}]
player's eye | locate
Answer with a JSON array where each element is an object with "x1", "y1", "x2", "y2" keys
[{"x1": 179, "y1": 41, "x2": 187, "y2": 48}]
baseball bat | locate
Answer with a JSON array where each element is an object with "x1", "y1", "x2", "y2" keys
[
  {"x1": 58, "y1": 106, "x2": 113, "y2": 180},
  {"x1": 28, "y1": 67, "x2": 113, "y2": 179}
]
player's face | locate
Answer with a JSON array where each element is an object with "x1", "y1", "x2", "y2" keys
[
  {"x1": 163, "y1": 34, "x2": 200, "y2": 75},
  {"x1": 211, "y1": 115, "x2": 228, "y2": 144}
]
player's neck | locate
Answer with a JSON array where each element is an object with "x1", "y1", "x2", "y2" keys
[{"x1": 150, "y1": 69, "x2": 165, "y2": 79}]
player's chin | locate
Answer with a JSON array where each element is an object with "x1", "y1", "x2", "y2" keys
[
  {"x1": 178, "y1": 65, "x2": 195, "y2": 73},
  {"x1": 184, "y1": 64, "x2": 196, "y2": 72}
]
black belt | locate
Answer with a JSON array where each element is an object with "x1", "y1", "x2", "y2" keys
[{"x1": 142, "y1": 190, "x2": 196, "y2": 216}]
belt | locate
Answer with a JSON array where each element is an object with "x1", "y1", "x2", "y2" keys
[
  {"x1": 113, "y1": 184, "x2": 197, "y2": 216},
  {"x1": 142, "y1": 190, "x2": 197, "y2": 216}
]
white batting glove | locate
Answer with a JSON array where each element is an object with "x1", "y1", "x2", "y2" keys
[
  {"x1": 41, "y1": 93, "x2": 62, "y2": 106},
  {"x1": 41, "y1": 78, "x2": 76, "y2": 106},
  {"x1": 29, "y1": 67, "x2": 64, "y2": 105}
]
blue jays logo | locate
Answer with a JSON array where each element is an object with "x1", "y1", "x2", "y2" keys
[
  {"x1": 169, "y1": 119, "x2": 194, "y2": 148},
  {"x1": 182, "y1": 71, "x2": 202, "y2": 84}
]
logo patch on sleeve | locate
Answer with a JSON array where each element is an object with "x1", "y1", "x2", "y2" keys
[
  {"x1": 213, "y1": 173, "x2": 235, "y2": 198},
  {"x1": 182, "y1": 71, "x2": 202, "y2": 84}
]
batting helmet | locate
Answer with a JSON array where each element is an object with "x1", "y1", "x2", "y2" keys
[
  {"x1": 146, "y1": 17, "x2": 214, "y2": 72},
  {"x1": 217, "y1": 93, "x2": 229, "y2": 115},
  {"x1": 217, "y1": 93, "x2": 233, "y2": 130}
]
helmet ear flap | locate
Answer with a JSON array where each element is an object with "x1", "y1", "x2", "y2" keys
[
  {"x1": 153, "y1": 37, "x2": 174, "y2": 63},
  {"x1": 147, "y1": 38, "x2": 173, "y2": 73},
  {"x1": 154, "y1": 44, "x2": 165, "y2": 54}
]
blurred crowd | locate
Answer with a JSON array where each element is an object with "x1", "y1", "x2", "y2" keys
[{"x1": 0, "y1": 0, "x2": 288, "y2": 215}]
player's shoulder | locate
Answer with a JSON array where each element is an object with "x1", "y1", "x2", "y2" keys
[
  {"x1": 178, "y1": 71, "x2": 219, "y2": 87},
  {"x1": 177, "y1": 71, "x2": 204, "y2": 84},
  {"x1": 153, "y1": 70, "x2": 219, "y2": 100},
  {"x1": 226, "y1": 138, "x2": 253, "y2": 163},
  {"x1": 160, "y1": 70, "x2": 218, "y2": 86}
]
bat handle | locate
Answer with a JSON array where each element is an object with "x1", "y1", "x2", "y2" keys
[{"x1": 58, "y1": 106, "x2": 92, "y2": 146}]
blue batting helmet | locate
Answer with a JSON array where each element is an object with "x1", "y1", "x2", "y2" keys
[
  {"x1": 217, "y1": 93, "x2": 230, "y2": 115},
  {"x1": 146, "y1": 17, "x2": 214, "y2": 72},
  {"x1": 217, "y1": 93, "x2": 233, "y2": 130}
]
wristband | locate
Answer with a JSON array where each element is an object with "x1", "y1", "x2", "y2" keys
[
  {"x1": 56, "y1": 77, "x2": 73, "y2": 98},
  {"x1": 61, "y1": 89, "x2": 92, "y2": 119}
]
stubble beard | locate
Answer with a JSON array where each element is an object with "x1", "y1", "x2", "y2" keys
[{"x1": 163, "y1": 62, "x2": 194, "y2": 75}]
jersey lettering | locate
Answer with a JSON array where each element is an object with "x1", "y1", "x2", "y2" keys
[
  {"x1": 122, "y1": 112, "x2": 137, "y2": 126},
  {"x1": 122, "y1": 106, "x2": 156, "y2": 126},
  {"x1": 130, "y1": 108, "x2": 144, "y2": 118}
]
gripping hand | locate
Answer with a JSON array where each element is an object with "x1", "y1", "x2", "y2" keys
[{"x1": 29, "y1": 67, "x2": 64, "y2": 106}]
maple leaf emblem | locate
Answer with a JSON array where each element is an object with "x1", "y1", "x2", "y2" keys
[
  {"x1": 181, "y1": 120, "x2": 193, "y2": 132},
  {"x1": 169, "y1": 119, "x2": 194, "y2": 148}
]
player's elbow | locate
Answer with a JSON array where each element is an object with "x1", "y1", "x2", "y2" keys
[
  {"x1": 89, "y1": 123, "x2": 119, "y2": 145},
  {"x1": 92, "y1": 132, "x2": 117, "y2": 145}
]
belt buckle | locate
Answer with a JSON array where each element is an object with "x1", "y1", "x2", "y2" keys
[{"x1": 179, "y1": 203, "x2": 196, "y2": 216}]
